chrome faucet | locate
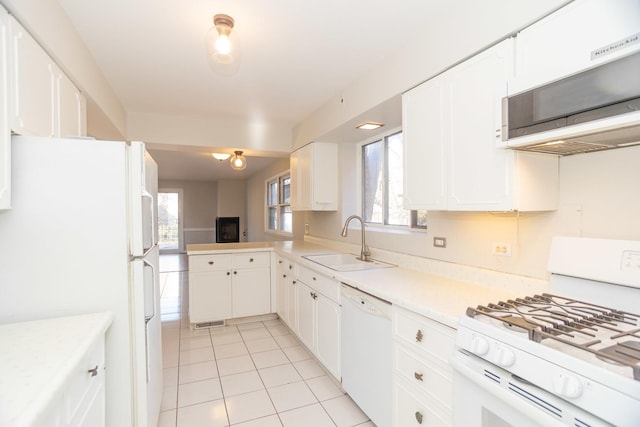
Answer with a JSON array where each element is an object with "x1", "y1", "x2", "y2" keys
[{"x1": 341, "y1": 215, "x2": 371, "y2": 262}]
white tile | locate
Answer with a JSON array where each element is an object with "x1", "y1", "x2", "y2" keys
[
  {"x1": 161, "y1": 385, "x2": 177, "y2": 411},
  {"x1": 274, "y1": 334, "x2": 299, "y2": 348},
  {"x1": 179, "y1": 346, "x2": 215, "y2": 365},
  {"x1": 177, "y1": 399, "x2": 228, "y2": 427},
  {"x1": 245, "y1": 337, "x2": 279, "y2": 353},
  {"x1": 230, "y1": 414, "x2": 283, "y2": 427},
  {"x1": 321, "y1": 395, "x2": 369, "y2": 427},
  {"x1": 265, "y1": 325, "x2": 290, "y2": 337},
  {"x1": 211, "y1": 331, "x2": 243, "y2": 345},
  {"x1": 237, "y1": 321, "x2": 267, "y2": 331},
  {"x1": 209, "y1": 325, "x2": 239, "y2": 335},
  {"x1": 215, "y1": 341, "x2": 249, "y2": 359},
  {"x1": 250, "y1": 349, "x2": 289, "y2": 369},
  {"x1": 267, "y1": 381, "x2": 318, "y2": 412},
  {"x1": 180, "y1": 335, "x2": 212, "y2": 350},
  {"x1": 177, "y1": 378, "x2": 223, "y2": 408},
  {"x1": 240, "y1": 327, "x2": 272, "y2": 341},
  {"x1": 220, "y1": 370, "x2": 265, "y2": 397},
  {"x1": 157, "y1": 410, "x2": 176, "y2": 427},
  {"x1": 179, "y1": 360, "x2": 218, "y2": 384},
  {"x1": 180, "y1": 328, "x2": 211, "y2": 339},
  {"x1": 163, "y1": 349, "x2": 180, "y2": 368},
  {"x1": 258, "y1": 364, "x2": 302, "y2": 388},
  {"x1": 282, "y1": 345, "x2": 312, "y2": 362},
  {"x1": 164, "y1": 367, "x2": 179, "y2": 388},
  {"x1": 279, "y1": 403, "x2": 335, "y2": 427},
  {"x1": 262, "y1": 318, "x2": 283, "y2": 327},
  {"x1": 225, "y1": 389, "x2": 276, "y2": 425},
  {"x1": 305, "y1": 375, "x2": 344, "y2": 401},
  {"x1": 354, "y1": 422, "x2": 376, "y2": 427},
  {"x1": 217, "y1": 354, "x2": 256, "y2": 376},
  {"x1": 293, "y1": 359, "x2": 325, "y2": 380}
]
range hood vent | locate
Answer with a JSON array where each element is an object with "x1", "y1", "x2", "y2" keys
[{"x1": 503, "y1": 51, "x2": 640, "y2": 156}]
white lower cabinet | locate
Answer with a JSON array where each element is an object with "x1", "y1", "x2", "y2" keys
[
  {"x1": 392, "y1": 306, "x2": 456, "y2": 427},
  {"x1": 188, "y1": 251, "x2": 270, "y2": 326},
  {"x1": 275, "y1": 255, "x2": 297, "y2": 329},
  {"x1": 291, "y1": 263, "x2": 341, "y2": 380}
]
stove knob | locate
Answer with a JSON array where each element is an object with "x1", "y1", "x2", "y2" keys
[
  {"x1": 495, "y1": 346, "x2": 516, "y2": 367},
  {"x1": 553, "y1": 373, "x2": 583, "y2": 399},
  {"x1": 470, "y1": 336, "x2": 489, "y2": 355}
]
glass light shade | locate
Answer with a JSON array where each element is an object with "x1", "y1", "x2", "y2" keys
[
  {"x1": 206, "y1": 14, "x2": 241, "y2": 75},
  {"x1": 230, "y1": 151, "x2": 247, "y2": 170},
  {"x1": 212, "y1": 152, "x2": 231, "y2": 161}
]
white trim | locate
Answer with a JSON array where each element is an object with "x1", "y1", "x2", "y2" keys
[{"x1": 264, "y1": 170, "x2": 293, "y2": 236}]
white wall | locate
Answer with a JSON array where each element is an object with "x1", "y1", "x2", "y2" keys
[
  {"x1": 217, "y1": 180, "x2": 247, "y2": 242},
  {"x1": 306, "y1": 144, "x2": 640, "y2": 280}
]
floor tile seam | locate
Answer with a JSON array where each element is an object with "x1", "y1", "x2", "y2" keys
[{"x1": 277, "y1": 401, "x2": 338, "y2": 426}]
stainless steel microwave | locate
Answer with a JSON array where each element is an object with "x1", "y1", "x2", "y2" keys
[{"x1": 503, "y1": 51, "x2": 640, "y2": 155}]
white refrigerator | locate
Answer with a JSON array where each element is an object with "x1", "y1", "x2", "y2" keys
[{"x1": 0, "y1": 136, "x2": 163, "y2": 427}]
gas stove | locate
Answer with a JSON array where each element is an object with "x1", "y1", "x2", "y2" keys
[{"x1": 454, "y1": 237, "x2": 640, "y2": 427}]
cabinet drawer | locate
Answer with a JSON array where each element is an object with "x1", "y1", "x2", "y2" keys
[
  {"x1": 232, "y1": 252, "x2": 270, "y2": 269},
  {"x1": 394, "y1": 378, "x2": 451, "y2": 427},
  {"x1": 297, "y1": 265, "x2": 339, "y2": 303},
  {"x1": 65, "y1": 337, "x2": 105, "y2": 424},
  {"x1": 393, "y1": 307, "x2": 455, "y2": 365},
  {"x1": 393, "y1": 344, "x2": 453, "y2": 411},
  {"x1": 189, "y1": 254, "x2": 232, "y2": 272}
]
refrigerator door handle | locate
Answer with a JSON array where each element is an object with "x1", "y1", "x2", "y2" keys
[
  {"x1": 143, "y1": 256, "x2": 156, "y2": 322},
  {"x1": 141, "y1": 190, "x2": 156, "y2": 251}
]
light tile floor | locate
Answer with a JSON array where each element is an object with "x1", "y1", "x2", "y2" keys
[{"x1": 157, "y1": 256, "x2": 375, "y2": 427}]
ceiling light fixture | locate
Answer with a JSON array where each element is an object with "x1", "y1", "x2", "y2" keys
[
  {"x1": 356, "y1": 121, "x2": 384, "y2": 130},
  {"x1": 206, "y1": 14, "x2": 241, "y2": 75},
  {"x1": 212, "y1": 152, "x2": 231, "y2": 161},
  {"x1": 230, "y1": 150, "x2": 247, "y2": 170}
]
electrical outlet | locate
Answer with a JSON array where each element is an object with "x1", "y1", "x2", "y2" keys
[
  {"x1": 434, "y1": 237, "x2": 447, "y2": 248},
  {"x1": 493, "y1": 242, "x2": 512, "y2": 256}
]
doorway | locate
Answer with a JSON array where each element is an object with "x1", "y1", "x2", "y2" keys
[{"x1": 158, "y1": 189, "x2": 184, "y2": 253}]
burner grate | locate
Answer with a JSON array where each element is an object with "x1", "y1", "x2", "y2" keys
[{"x1": 466, "y1": 293, "x2": 640, "y2": 380}]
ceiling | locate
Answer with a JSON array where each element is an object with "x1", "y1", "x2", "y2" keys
[{"x1": 56, "y1": 0, "x2": 438, "y2": 180}]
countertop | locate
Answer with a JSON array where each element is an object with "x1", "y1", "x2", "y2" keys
[
  {"x1": 0, "y1": 312, "x2": 113, "y2": 427},
  {"x1": 187, "y1": 240, "x2": 548, "y2": 329}
]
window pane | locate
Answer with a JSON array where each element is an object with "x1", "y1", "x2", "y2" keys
[
  {"x1": 267, "y1": 181, "x2": 278, "y2": 206},
  {"x1": 279, "y1": 205, "x2": 292, "y2": 233},
  {"x1": 413, "y1": 210, "x2": 428, "y2": 228},
  {"x1": 363, "y1": 140, "x2": 383, "y2": 224},
  {"x1": 281, "y1": 176, "x2": 291, "y2": 204},
  {"x1": 386, "y1": 133, "x2": 408, "y2": 226},
  {"x1": 267, "y1": 207, "x2": 277, "y2": 230}
]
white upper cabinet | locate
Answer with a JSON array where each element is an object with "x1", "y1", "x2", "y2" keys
[
  {"x1": 290, "y1": 142, "x2": 338, "y2": 211},
  {"x1": 9, "y1": 16, "x2": 85, "y2": 138},
  {"x1": 511, "y1": 0, "x2": 640, "y2": 95},
  {"x1": 403, "y1": 39, "x2": 558, "y2": 212},
  {"x1": 0, "y1": 6, "x2": 10, "y2": 210}
]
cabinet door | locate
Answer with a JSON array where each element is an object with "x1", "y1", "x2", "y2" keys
[
  {"x1": 275, "y1": 257, "x2": 288, "y2": 322},
  {"x1": 295, "y1": 281, "x2": 316, "y2": 351},
  {"x1": 56, "y1": 70, "x2": 86, "y2": 138},
  {"x1": 315, "y1": 294, "x2": 341, "y2": 380},
  {"x1": 188, "y1": 271, "x2": 232, "y2": 323},
  {"x1": 512, "y1": 0, "x2": 640, "y2": 94},
  {"x1": 9, "y1": 16, "x2": 56, "y2": 137},
  {"x1": 290, "y1": 143, "x2": 338, "y2": 211},
  {"x1": 402, "y1": 74, "x2": 448, "y2": 210},
  {"x1": 0, "y1": 6, "x2": 10, "y2": 210},
  {"x1": 447, "y1": 39, "x2": 514, "y2": 211},
  {"x1": 232, "y1": 267, "x2": 270, "y2": 318},
  {"x1": 290, "y1": 144, "x2": 310, "y2": 210}
]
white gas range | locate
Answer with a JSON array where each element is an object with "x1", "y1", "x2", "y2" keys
[{"x1": 453, "y1": 236, "x2": 640, "y2": 427}]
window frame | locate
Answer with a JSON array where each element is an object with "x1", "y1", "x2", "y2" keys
[
  {"x1": 265, "y1": 171, "x2": 292, "y2": 236},
  {"x1": 356, "y1": 127, "x2": 427, "y2": 231}
]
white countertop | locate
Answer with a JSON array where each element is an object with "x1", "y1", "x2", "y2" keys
[
  {"x1": 0, "y1": 312, "x2": 113, "y2": 427},
  {"x1": 188, "y1": 239, "x2": 549, "y2": 329}
]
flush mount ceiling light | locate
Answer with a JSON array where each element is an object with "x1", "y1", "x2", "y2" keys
[
  {"x1": 212, "y1": 152, "x2": 231, "y2": 161},
  {"x1": 205, "y1": 14, "x2": 241, "y2": 75},
  {"x1": 356, "y1": 121, "x2": 384, "y2": 130},
  {"x1": 230, "y1": 150, "x2": 247, "y2": 170}
]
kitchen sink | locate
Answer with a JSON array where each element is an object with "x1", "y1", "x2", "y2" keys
[{"x1": 302, "y1": 253, "x2": 396, "y2": 272}]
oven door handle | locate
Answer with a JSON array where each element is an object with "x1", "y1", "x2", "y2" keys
[{"x1": 452, "y1": 353, "x2": 567, "y2": 427}]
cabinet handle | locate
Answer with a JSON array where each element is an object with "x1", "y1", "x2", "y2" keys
[
  {"x1": 292, "y1": 280, "x2": 296, "y2": 284},
  {"x1": 249, "y1": 258, "x2": 254, "y2": 262},
  {"x1": 289, "y1": 265, "x2": 293, "y2": 270},
  {"x1": 416, "y1": 329, "x2": 423, "y2": 342},
  {"x1": 279, "y1": 260, "x2": 283, "y2": 264},
  {"x1": 234, "y1": 271, "x2": 237, "y2": 275},
  {"x1": 208, "y1": 261, "x2": 214, "y2": 265},
  {"x1": 283, "y1": 274, "x2": 287, "y2": 278},
  {"x1": 312, "y1": 276, "x2": 317, "y2": 281},
  {"x1": 415, "y1": 411, "x2": 423, "y2": 424},
  {"x1": 227, "y1": 272, "x2": 231, "y2": 276},
  {"x1": 88, "y1": 366, "x2": 99, "y2": 377},
  {"x1": 414, "y1": 372, "x2": 424, "y2": 381}
]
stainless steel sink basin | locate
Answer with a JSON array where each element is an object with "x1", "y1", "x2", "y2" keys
[{"x1": 302, "y1": 253, "x2": 396, "y2": 272}]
